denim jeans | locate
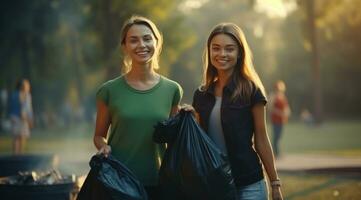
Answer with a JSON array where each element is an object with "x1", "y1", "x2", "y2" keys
[
  {"x1": 272, "y1": 124, "x2": 284, "y2": 157},
  {"x1": 236, "y1": 179, "x2": 268, "y2": 200}
]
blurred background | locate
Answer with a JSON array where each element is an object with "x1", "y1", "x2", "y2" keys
[{"x1": 0, "y1": 0, "x2": 360, "y2": 199}]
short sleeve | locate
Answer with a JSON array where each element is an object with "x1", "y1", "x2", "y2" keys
[
  {"x1": 96, "y1": 84, "x2": 110, "y2": 105},
  {"x1": 252, "y1": 86, "x2": 267, "y2": 106},
  {"x1": 172, "y1": 83, "x2": 183, "y2": 106},
  {"x1": 192, "y1": 89, "x2": 200, "y2": 112}
]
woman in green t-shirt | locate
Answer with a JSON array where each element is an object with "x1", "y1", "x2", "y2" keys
[{"x1": 93, "y1": 15, "x2": 182, "y2": 199}]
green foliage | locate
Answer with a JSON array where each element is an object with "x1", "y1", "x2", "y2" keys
[
  {"x1": 0, "y1": 0, "x2": 360, "y2": 119},
  {"x1": 275, "y1": 9, "x2": 313, "y2": 115},
  {"x1": 0, "y1": 0, "x2": 191, "y2": 117},
  {"x1": 291, "y1": 0, "x2": 361, "y2": 117}
]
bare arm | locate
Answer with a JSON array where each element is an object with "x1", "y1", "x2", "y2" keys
[
  {"x1": 93, "y1": 100, "x2": 111, "y2": 156},
  {"x1": 170, "y1": 104, "x2": 180, "y2": 117},
  {"x1": 252, "y1": 103, "x2": 283, "y2": 200}
]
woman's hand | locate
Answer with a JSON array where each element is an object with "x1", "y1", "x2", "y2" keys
[
  {"x1": 272, "y1": 186, "x2": 283, "y2": 200},
  {"x1": 97, "y1": 145, "x2": 111, "y2": 157},
  {"x1": 181, "y1": 104, "x2": 200, "y2": 123},
  {"x1": 181, "y1": 104, "x2": 196, "y2": 114}
]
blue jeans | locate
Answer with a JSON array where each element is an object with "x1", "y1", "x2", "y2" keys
[
  {"x1": 272, "y1": 124, "x2": 284, "y2": 157},
  {"x1": 236, "y1": 179, "x2": 268, "y2": 200}
]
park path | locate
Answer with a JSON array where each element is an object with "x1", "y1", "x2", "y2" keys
[{"x1": 276, "y1": 153, "x2": 361, "y2": 172}]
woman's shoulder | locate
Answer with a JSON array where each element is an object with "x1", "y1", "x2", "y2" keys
[
  {"x1": 247, "y1": 79, "x2": 265, "y2": 95},
  {"x1": 194, "y1": 85, "x2": 207, "y2": 94},
  {"x1": 192, "y1": 86, "x2": 209, "y2": 102},
  {"x1": 96, "y1": 76, "x2": 124, "y2": 102},
  {"x1": 248, "y1": 79, "x2": 267, "y2": 104},
  {"x1": 98, "y1": 76, "x2": 123, "y2": 89},
  {"x1": 160, "y1": 76, "x2": 182, "y2": 90}
]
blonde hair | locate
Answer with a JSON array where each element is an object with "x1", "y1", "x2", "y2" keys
[
  {"x1": 202, "y1": 22, "x2": 265, "y2": 102},
  {"x1": 120, "y1": 15, "x2": 163, "y2": 73}
]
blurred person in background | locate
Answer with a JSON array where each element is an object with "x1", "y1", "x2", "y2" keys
[
  {"x1": 300, "y1": 108, "x2": 314, "y2": 126},
  {"x1": 93, "y1": 15, "x2": 182, "y2": 199},
  {"x1": 8, "y1": 78, "x2": 34, "y2": 154},
  {"x1": 269, "y1": 80, "x2": 290, "y2": 158},
  {"x1": 191, "y1": 23, "x2": 283, "y2": 200}
]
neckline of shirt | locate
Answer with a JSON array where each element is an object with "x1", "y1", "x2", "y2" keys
[{"x1": 121, "y1": 75, "x2": 163, "y2": 94}]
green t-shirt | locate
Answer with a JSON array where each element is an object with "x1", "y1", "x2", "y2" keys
[{"x1": 96, "y1": 75, "x2": 182, "y2": 186}]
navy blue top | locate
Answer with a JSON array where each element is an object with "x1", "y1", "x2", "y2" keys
[{"x1": 192, "y1": 80, "x2": 267, "y2": 186}]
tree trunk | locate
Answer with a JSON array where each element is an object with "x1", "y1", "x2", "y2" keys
[
  {"x1": 306, "y1": 0, "x2": 323, "y2": 123},
  {"x1": 21, "y1": 32, "x2": 31, "y2": 79},
  {"x1": 100, "y1": 0, "x2": 119, "y2": 79},
  {"x1": 69, "y1": 30, "x2": 85, "y2": 104}
]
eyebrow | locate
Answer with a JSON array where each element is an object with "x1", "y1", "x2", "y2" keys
[
  {"x1": 128, "y1": 34, "x2": 153, "y2": 39},
  {"x1": 211, "y1": 44, "x2": 237, "y2": 47}
]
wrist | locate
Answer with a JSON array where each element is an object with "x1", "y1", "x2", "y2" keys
[
  {"x1": 100, "y1": 145, "x2": 111, "y2": 152},
  {"x1": 270, "y1": 179, "x2": 281, "y2": 187}
]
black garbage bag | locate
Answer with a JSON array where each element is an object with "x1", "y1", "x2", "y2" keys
[
  {"x1": 154, "y1": 110, "x2": 236, "y2": 200},
  {"x1": 153, "y1": 112, "x2": 181, "y2": 144},
  {"x1": 77, "y1": 154, "x2": 148, "y2": 200}
]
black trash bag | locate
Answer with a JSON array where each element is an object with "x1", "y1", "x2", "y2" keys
[
  {"x1": 153, "y1": 112, "x2": 181, "y2": 144},
  {"x1": 77, "y1": 154, "x2": 148, "y2": 200},
  {"x1": 154, "y1": 110, "x2": 236, "y2": 200}
]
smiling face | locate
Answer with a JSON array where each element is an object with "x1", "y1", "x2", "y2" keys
[
  {"x1": 123, "y1": 24, "x2": 157, "y2": 66},
  {"x1": 209, "y1": 33, "x2": 239, "y2": 75}
]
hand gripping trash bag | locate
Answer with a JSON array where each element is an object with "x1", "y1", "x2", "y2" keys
[
  {"x1": 77, "y1": 154, "x2": 148, "y2": 200},
  {"x1": 154, "y1": 110, "x2": 236, "y2": 200}
]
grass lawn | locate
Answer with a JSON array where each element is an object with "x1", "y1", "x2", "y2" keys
[
  {"x1": 268, "y1": 120, "x2": 361, "y2": 199},
  {"x1": 1, "y1": 120, "x2": 360, "y2": 156},
  {"x1": 0, "y1": 124, "x2": 95, "y2": 155},
  {"x1": 273, "y1": 120, "x2": 361, "y2": 156},
  {"x1": 1, "y1": 120, "x2": 361, "y2": 199},
  {"x1": 279, "y1": 173, "x2": 361, "y2": 200}
]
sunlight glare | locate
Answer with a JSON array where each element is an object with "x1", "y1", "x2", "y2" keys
[
  {"x1": 178, "y1": 0, "x2": 209, "y2": 13},
  {"x1": 255, "y1": 0, "x2": 297, "y2": 18}
]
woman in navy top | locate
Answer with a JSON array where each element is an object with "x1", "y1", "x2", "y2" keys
[{"x1": 192, "y1": 23, "x2": 283, "y2": 200}]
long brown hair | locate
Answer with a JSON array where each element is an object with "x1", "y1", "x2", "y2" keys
[
  {"x1": 202, "y1": 22, "x2": 265, "y2": 102},
  {"x1": 120, "y1": 15, "x2": 163, "y2": 73}
]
